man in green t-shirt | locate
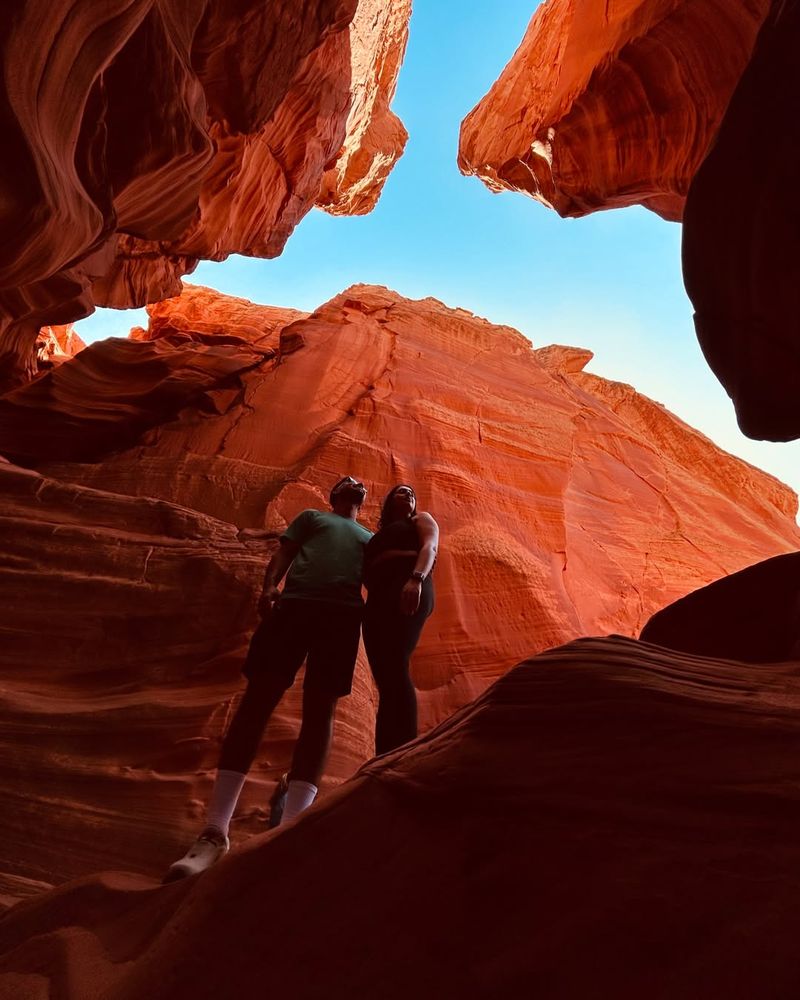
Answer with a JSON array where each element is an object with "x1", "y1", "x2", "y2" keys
[{"x1": 165, "y1": 476, "x2": 372, "y2": 881}]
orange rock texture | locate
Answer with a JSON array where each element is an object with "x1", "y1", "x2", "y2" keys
[
  {"x1": 682, "y1": 2, "x2": 800, "y2": 441},
  {"x1": 3, "y1": 636, "x2": 800, "y2": 999},
  {"x1": 1, "y1": 283, "x2": 798, "y2": 902},
  {"x1": 458, "y1": 0, "x2": 770, "y2": 221},
  {"x1": 0, "y1": 0, "x2": 410, "y2": 386},
  {"x1": 33, "y1": 324, "x2": 85, "y2": 370}
]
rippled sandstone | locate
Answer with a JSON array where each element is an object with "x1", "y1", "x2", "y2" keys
[
  {"x1": 458, "y1": 0, "x2": 769, "y2": 220},
  {"x1": 0, "y1": 0, "x2": 410, "y2": 387},
  {"x1": 1, "y1": 284, "x2": 797, "y2": 903}
]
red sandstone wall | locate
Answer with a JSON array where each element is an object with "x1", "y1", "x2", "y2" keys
[
  {"x1": 458, "y1": 0, "x2": 769, "y2": 220},
  {"x1": 0, "y1": 284, "x2": 797, "y2": 901},
  {"x1": 0, "y1": 0, "x2": 410, "y2": 386}
]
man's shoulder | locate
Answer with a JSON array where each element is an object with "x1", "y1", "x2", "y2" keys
[
  {"x1": 328, "y1": 514, "x2": 372, "y2": 540},
  {"x1": 296, "y1": 508, "x2": 323, "y2": 520},
  {"x1": 282, "y1": 508, "x2": 323, "y2": 540}
]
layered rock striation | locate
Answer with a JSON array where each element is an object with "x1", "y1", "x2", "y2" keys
[
  {"x1": 458, "y1": 0, "x2": 770, "y2": 221},
  {"x1": 0, "y1": 0, "x2": 410, "y2": 386},
  {"x1": 3, "y1": 636, "x2": 800, "y2": 999},
  {"x1": 1, "y1": 284, "x2": 798, "y2": 900}
]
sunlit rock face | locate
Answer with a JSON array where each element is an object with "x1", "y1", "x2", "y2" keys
[
  {"x1": 682, "y1": 2, "x2": 800, "y2": 442},
  {"x1": 33, "y1": 324, "x2": 86, "y2": 370},
  {"x1": 3, "y1": 636, "x2": 800, "y2": 1000},
  {"x1": 0, "y1": 0, "x2": 410, "y2": 386},
  {"x1": 457, "y1": 0, "x2": 800, "y2": 444},
  {"x1": 1, "y1": 284, "x2": 798, "y2": 901},
  {"x1": 458, "y1": 0, "x2": 769, "y2": 221}
]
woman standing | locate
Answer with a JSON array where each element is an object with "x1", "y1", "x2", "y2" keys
[{"x1": 363, "y1": 485, "x2": 439, "y2": 754}]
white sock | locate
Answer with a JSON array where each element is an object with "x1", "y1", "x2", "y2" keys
[
  {"x1": 279, "y1": 780, "x2": 318, "y2": 824},
  {"x1": 205, "y1": 769, "x2": 246, "y2": 836}
]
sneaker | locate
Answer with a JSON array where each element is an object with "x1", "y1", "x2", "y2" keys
[
  {"x1": 162, "y1": 826, "x2": 230, "y2": 883},
  {"x1": 268, "y1": 772, "x2": 289, "y2": 829}
]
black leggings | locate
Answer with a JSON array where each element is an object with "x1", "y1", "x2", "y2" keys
[{"x1": 362, "y1": 579, "x2": 434, "y2": 755}]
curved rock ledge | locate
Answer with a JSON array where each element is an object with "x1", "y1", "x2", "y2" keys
[
  {"x1": 458, "y1": 0, "x2": 769, "y2": 221},
  {"x1": 3, "y1": 637, "x2": 800, "y2": 999}
]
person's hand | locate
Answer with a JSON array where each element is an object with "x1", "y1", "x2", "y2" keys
[
  {"x1": 258, "y1": 585, "x2": 281, "y2": 618},
  {"x1": 400, "y1": 577, "x2": 422, "y2": 616}
]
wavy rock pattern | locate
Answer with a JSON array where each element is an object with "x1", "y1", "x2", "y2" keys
[
  {"x1": 0, "y1": 285, "x2": 798, "y2": 904},
  {"x1": 458, "y1": 0, "x2": 769, "y2": 221},
  {"x1": 3, "y1": 636, "x2": 800, "y2": 999},
  {"x1": 0, "y1": 1, "x2": 410, "y2": 385},
  {"x1": 0, "y1": 457, "x2": 376, "y2": 907}
]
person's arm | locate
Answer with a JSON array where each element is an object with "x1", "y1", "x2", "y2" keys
[
  {"x1": 400, "y1": 513, "x2": 439, "y2": 615},
  {"x1": 257, "y1": 509, "x2": 315, "y2": 616},
  {"x1": 258, "y1": 538, "x2": 300, "y2": 616}
]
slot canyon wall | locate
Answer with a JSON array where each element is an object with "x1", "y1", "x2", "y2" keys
[
  {"x1": 0, "y1": 0, "x2": 411, "y2": 386},
  {"x1": 1, "y1": 283, "x2": 799, "y2": 909},
  {"x1": 458, "y1": 0, "x2": 771, "y2": 221},
  {"x1": 3, "y1": 1, "x2": 800, "y2": 995},
  {"x1": 459, "y1": 0, "x2": 800, "y2": 441}
]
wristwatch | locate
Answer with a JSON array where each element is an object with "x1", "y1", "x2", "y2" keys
[{"x1": 411, "y1": 570, "x2": 426, "y2": 582}]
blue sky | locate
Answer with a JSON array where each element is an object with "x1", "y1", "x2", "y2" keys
[{"x1": 77, "y1": 0, "x2": 800, "y2": 503}]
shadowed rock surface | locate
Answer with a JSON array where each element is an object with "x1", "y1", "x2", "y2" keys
[
  {"x1": 682, "y1": 0, "x2": 800, "y2": 441},
  {"x1": 2, "y1": 637, "x2": 800, "y2": 1000},
  {"x1": 641, "y1": 551, "x2": 800, "y2": 663}
]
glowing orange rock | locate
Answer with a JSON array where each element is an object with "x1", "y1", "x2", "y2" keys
[
  {"x1": 458, "y1": 0, "x2": 770, "y2": 221},
  {"x1": 1, "y1": 285, "x2": 797, "y2": 904},
  {"x1": 0, "y1": 1, "x2": 410, "y2": 385}
]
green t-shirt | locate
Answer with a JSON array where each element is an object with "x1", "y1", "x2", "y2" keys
[{"x1": 281, "y1": 509, "x2": 372, "y2": 607}]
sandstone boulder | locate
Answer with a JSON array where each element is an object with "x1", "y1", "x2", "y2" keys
[{"x1": 641, "y1": 551, "x2": 800, "y2": 663}]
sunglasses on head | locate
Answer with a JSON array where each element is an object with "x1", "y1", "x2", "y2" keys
[{"x1": 331, "y1": 476, "x2": 367, "y2": 497}]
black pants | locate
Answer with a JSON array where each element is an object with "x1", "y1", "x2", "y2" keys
[
  {"x1": 362, "y1": 578, "x2": 434, "y2": 755},
  {"x1": 219, "y1": 599, "x2": 362, "y2": 783}
]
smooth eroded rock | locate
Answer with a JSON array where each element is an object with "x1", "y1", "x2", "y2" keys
[
  {"x1": 0, "y1": 1, "x2": 410, "y2": 386},
  {"x1": 458, "y1": 0, "x2": 769, "y2": 220},
  {"x1": 682, "y1": 1, "x2": 800, "y2": 441},
  {"x1": 3, "y1": 637, "x2": 800, "y2": 999},
  {"x1": 641, "y1": 551, "x2": 800, "y2": 663},
  {"x1": 1, "y1": 283, "x2": 798, "y2": 900}
]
